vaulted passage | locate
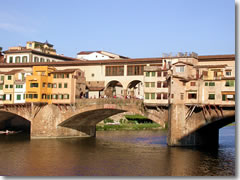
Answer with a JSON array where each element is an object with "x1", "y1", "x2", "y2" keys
[{"x1": 0, "y1": 111, "x2": 31, "y2": 134}]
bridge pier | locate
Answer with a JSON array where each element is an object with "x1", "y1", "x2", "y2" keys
[{"x1": 167, "y1": 104, "x2": 234, "y2": 147}]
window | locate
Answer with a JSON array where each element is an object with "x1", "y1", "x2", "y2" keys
[
  {"x1": 66, "y1": 74, "x2": 69, "y2": 78},
  {"x1": 8, "y1": 76, "x2": 12, "y2": 80},
  {"x1": 222, "y1": 94, "x2": 235, "y2": 101},
  {"x1": 157, "y1": 93, "x2": 161, "y2": 99},
  {"x1": 64, "y1": 94, "x2": 69, "y2": 99},
  {"x1": 157, "y1": 81, "x2": 161, "y2": 88},
  {"x1": 22, "y1": 56, "x2": 27, "y2": 63},
  {"x1": 17, "y1": 94, "x2": 21, "y2": 100},
  {"x1": 145, "y1": 93, "x2": 150, "y2": 99},
  {"x1": 29, "y1": 94, "x2": 33, "y2": 99},
  {"x1": 176, "y1": 66, "x2": 184, "y2": 73},
  {"x1": 188, "y1": 93, "x2": 197, "y2": 99},
  {"x1": 0, "y1": 85, "x2": 2, "y2": 90},
  {"x1": 40, "y1": 58, "x2": 45, "y2": 62},
  {"x1": 190, "y1": 82, "x2": 196, "y2": 86},
  {"x1": 53, "y1": 83, "x2": 57, "y2": 88},
  {"x1": 47, "y1": 59, "x2": 50, "y2": 62},
  {"x1": 106, "y1": 66, "x2": 124, "y2": 76},
  {"x1": 53, "y1": 74, "x2": 57, "y2": 78},
  {"x1": 15, "y1": 56, "x2": 21, "y2": 63},
  {"x1": 146, "y1": 72, "x2": 150, "y2": 77},
  {"x1": 10, "y1": 85, "x2": 13, "y2": 88},
  {"x1": 34, "y1": 57, "x2": 39, "y2": 62},
  {"x1": 208, "y1": 94, "x2": 215, "y2": 100},
  {"x1": 151, "y1": 82, "x2": 155, "y2": 87},
  {"x1": 64, "y1": 83, "x2": 68, "y2": 88},
  {"x1": 209, "y1": 82, "x2": 215, "y2": 86},
  {"x1": 225, "y1": 80, "x2": 234, "y2": 87},
  {"x1": 163, "y1": 72, "x2": 168, "y2": 77},
  {"x1": 42, "y1": 83, "x2": 46, "y2": 87},
  {"x1": 48, "y1": 83, "x2": 52, "y2": 88},
  {"x1": 9, "y1": 56, "x2": 13, "y2": 63},
  {"x1": 16, "y1": 85, "x2": 23, "y2": 88},
  {"x1": 30, "y1": 83, "x2": 38, "y2": 88},
  {"x1": 61, "y1": 74, "x2": 64, "y2": 78},
  {"x1": 151, "y1": 72, "x2": 155, "y2": 77},
  {"x1": 5, "y1": 85, "x2": 8, "y2": 88},
  {"x1": 205, "y1": 82, "x2": 208, "y2": 86},
  {"x1": 59, "y1": 94, "x2": 63, "y2": 99},
  {"x1": 33, "y1": 94, "x2": 38, "y2": 99},
  {"x1": 58, "y1": 83, "x2": 62, "y2": 88},
  {"x1": 127, "y1": 65, "x2": 144, "y2": 75},
  {"x1": 226, "y1": 71, "x2": 231, "y2": 76},
  {"x1": 162, "y1": 81, "x2": 168, "y2": 88},
  {"x1": 163, "y1": 93, "x2": 168, "y2": 99},
  {"x1": 151, "y1": 93, "x2": 155, "y2": 99},
  {"x1": 145, "y1": 82, "x2": 150, "y2": 87},
  {"x1": 1, "y1": 76, "x2": 4, "y2": 81},
  {"x1": 157, "y1": 71, "x2": 161, "y2": 77},
  {"x1": 181, "y1": 93, "x2": 184, "y2": 100}
]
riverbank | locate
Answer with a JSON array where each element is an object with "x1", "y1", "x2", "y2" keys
[{"x1": 96, "y1": 123, "x2": 164, "y2": 131}]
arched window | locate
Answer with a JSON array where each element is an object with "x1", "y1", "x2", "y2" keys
[
  {"x1": 15, "y1": 56, "x2": 21, "y2": 63},
  {"x1": 34, "y1": 57, "x2": 39, "y2": 62},
  {"x1": 22, "y1": 56, "x2": 27, "y2": 63},
  {"x1": 47, "y1": 59, "x2": 50, "y2": 62},
  {"x1": 40, "y1": 58, "x2": 45, "y2": 62}
]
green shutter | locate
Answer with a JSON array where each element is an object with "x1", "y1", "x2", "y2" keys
[
  {"x1": 145, "y1": 93, "x2": 149, "y2": 99},
  {"x1": 151, "y1": 93, "x2": 155, "y2": 99},
  {"x1": 17, "y1": 95, "x2": 21, "y2": 100},
  {"x1": 222, "y1": 94, "x2": 226, "y2": 101}
]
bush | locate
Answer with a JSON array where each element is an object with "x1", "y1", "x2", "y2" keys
[{"x1": 104, "y1": 118, "x2": 114, "y2": 124}]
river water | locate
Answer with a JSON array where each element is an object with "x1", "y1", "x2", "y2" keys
[{"x1": 0, "y1": 126, "x2": 235, "y2": 176}]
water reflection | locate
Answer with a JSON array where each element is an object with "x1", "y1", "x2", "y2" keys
[{"x1": 0, "y1": 126, "x2": 235, "y2": 176}]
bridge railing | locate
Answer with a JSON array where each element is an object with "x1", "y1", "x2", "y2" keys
[{"x1": 75, "y1": 98, "x2": 144, "y2": 107}]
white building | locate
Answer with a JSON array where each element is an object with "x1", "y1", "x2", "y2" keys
[
  {"x1": 76, "y1": 51, "x2": 128, "y2": 60},
  {"x1": 14, "y1": 71, "x2": 31, "y2": 104}
]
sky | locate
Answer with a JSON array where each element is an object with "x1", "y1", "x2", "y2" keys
[{"x1": 0, "y1": 0, "x2": 235, "y2": 58}]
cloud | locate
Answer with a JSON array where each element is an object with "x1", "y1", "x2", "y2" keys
[{"x1": 0, "y1": 22, "x2": 37, "y2": 33}]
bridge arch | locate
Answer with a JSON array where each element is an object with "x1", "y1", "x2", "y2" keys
[
  {"x1": 0, "y1": 110, "x2": 31, "y2": 133},
  {"x1": 55, "y1": 98, "x2": 168, "y2": 136}
]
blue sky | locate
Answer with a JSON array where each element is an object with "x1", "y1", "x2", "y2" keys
[{"x1": 0, "y1": 0, "x2": 235, "y2": 58}]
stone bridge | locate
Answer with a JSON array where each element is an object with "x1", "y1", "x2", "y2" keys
[
  {"x1": 0, "y1": 99, "x2": 235, "y2": 147},
  {"x1": 0, "y1": 98, "x2": 168, "y2": 137}
]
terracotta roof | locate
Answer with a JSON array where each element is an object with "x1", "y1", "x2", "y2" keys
[
  {"x1": 221, "y1": 77, "x2": 235, "y2": 80},
  {"x1": 0, "y1": 54, "x2": 234, "y2": 68},
  {"x1": 4, "y1": 49, "x2": 83, "y2": 62},
  {"x1": 172, "y1": 61, "x2": 194, "y2": 66},
  {"x1": 77, "y1": 51, "x2": 101, "y2": 55},
  {"x1": 3, "y1": 69, "x2": 24, "y2": 75},
  {"x1": 194, "y1": 64, "x2": 227, "y2": 68},
  {"x1": 51, "y1": 69, "x2": 80, "y2": 73},
  {"x1": 198, "y1": 54, "x2": 235, "y2": 61}
]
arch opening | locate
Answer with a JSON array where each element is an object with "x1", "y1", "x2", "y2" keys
[
  {"x1": 178, "y1": 115, "x2": 235, "y2": 147},
  {"x1": 126, "y1": 80, "x2": 143, "y2": 99},
  {"x1": 105, "y1": 80, "x2": 124, "y2": 98},
  {"x1": 0, "y1": 111, "x2": 31, "y2": 135}
]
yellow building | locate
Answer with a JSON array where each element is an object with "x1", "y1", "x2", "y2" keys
[{"x1": 26, "y1": 66, "x2": 55, "y2": 104}]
